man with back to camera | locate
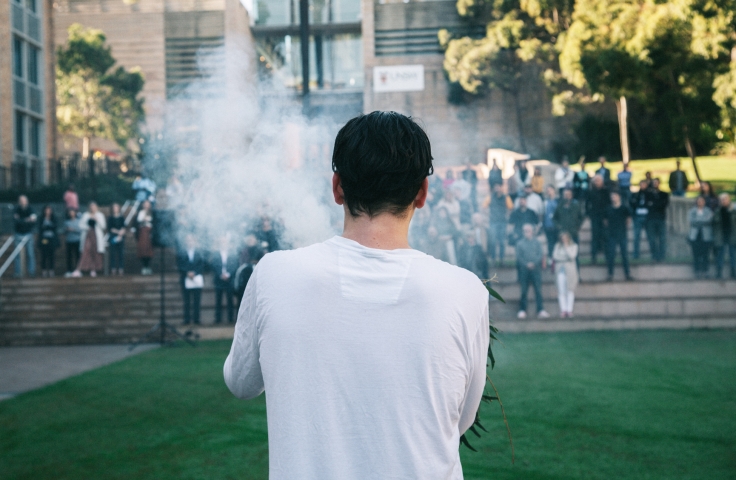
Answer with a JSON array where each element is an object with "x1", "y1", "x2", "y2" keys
[{"x1": 223, "y1": 112, "x2": 490, "y2": 479}]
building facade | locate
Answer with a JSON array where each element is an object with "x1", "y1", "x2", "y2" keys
[{"x1": 0, "y1": 0, "x2": 55, "y2": 189}]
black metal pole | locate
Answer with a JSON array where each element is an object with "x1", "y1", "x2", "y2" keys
[{"x1": 299, "y1": 0, "x2": 310, "y2": 115}]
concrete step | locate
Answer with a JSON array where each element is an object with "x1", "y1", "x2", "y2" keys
[
  {"x1": 488, "y1": 263, "x2": 698, "y2": 284},
  {"x1": 495, "y1": 315, "x2": 736, "y2": 333}
]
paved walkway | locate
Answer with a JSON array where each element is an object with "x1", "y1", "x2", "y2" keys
[{"x1": 0, "y1": 344, "x2": 158, "y2": 401}]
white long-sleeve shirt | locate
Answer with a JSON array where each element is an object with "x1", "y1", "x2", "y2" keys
[{"x1": 224, "y1": 235, "x2": 490, "y2": 479}]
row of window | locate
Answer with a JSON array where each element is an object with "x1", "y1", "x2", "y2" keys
[
  {"x1": 13, "y1": 36, "x2": 40, "y2": 85},
  {"x1": 13, "y1": 0, "x2": 37, "y2": 13},
  {"x1": 15, "y1": 111, "x2": 42, "y2": 158}
]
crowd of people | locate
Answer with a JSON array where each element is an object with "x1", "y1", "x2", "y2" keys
[
  {"x1": 408, "y1": 157, "x2": 735, "y2": 319},
  {"x1": 10, "y1": 178, "x2": 281, "y2": 327},
  {"x1": 9, "y1": 158, "x2": 736, "y2": 322}
]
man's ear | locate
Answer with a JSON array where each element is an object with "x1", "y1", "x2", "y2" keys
[
  {"x1": 414, "y1": 178, "x2": 429, "y2": 209},
  {"x1": 332, "y1": 173, "x2": 345, "y2": 206}
]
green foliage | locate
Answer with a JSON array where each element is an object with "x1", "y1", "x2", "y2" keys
[{"x1": 56, "y1": 24, "x2": 145, "y2": 153}]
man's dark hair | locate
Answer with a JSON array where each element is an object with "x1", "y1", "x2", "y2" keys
[{"x1": 332, "y1": 111, "x2": 433, "y2": 217}]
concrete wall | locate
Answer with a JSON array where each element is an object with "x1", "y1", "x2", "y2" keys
[{"x1": 362, "y1": 0, "x2": 574, "y2": 166}]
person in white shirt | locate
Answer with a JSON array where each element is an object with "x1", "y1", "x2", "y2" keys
[
  {"x1": 224, "y1": 111, "x2": 490, "y2": 480},
  {"x1": 515, "y1": 184, "x2": 544, "y2": 217},
  {"x1": 554, "y1": 158, "x2": 575, "y2": 195}
]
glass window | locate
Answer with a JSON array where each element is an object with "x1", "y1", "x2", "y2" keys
[
  {"x1": 28, "y1": 46, "x2": 39, "y2": 85},
  {"x1": 255, "y1": 0, "x2": 360, "y2": 26},
  {"x1": 15, "y1": 111, "x2": 26, "y2": 152},
  {"x1": 27, "y1": 0, "x2": 36, "y2": 13},
  {"x1": 13, "y1": 37, "x2": 23, "y2": 78},
  {"x1": 257, "y1": 33, "x2": 363, "y2": 91},
  {"x1": 30, "y1": 118, "x2": 41, "y2": 157}
]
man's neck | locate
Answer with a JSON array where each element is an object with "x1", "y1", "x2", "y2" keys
[{"x1": 341, "y1": 208, "x2": 413, "y2": 250}]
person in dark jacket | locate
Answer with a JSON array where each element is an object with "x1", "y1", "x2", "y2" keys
[
  {"x1": 457, "y1": 230, "x2": 489, "y2": 279},
  {"x1": 604, "y1": 191, "x2": 633, "y2": 281},
  {"x1": 668, "y1": 160, "x2": 689, "y2": 197},
  {"x1": 211, "y1": 235, "x2": 239, "y2": 324},
  {"x1": 37, "y1": 205, "x2": 60, "y2": 277},
  {"x1": 13, "y1": 195, "x2": 37, "y2": 277},
  {"x1": 508, "y1": 196, "x2": 539, "y2": 246},
  {"x1": 595, "y1": 156, "x2": 612, "y2": 186},
  {"x1": 108, "y1": 203, "x2": 126, "y2": 275},
  {"x1": 713, "y1": 193, "x2": 736, "y2": 279},
  {"x1": 630, "y1": 180, "x2": 650, "y2": 260},
  {"x1": 488, "y1": 183, "x2": 510, "y2": 265},
  {"x1": 587, "y1": 175, "x2": 611, "y2": 264},
  {"x1": 64, "y1": 208, "x2": 81, "y2": 276},
  {"x1": 646, "y1": 178, "x2": 669, "y2": 262},
  {"x1": 177, "y1": 234, "x2": 205, "y2": 325},
  {"x1": 699, "y1": 181, "x2": 719, "y2": 212},
  {"x1": 573, "y1": 159, "x2": 591, "y2": 209},
  {"x1": 254, "y1": 216, "x2": 281, "y2": 252},
  {"x1": 487, "y1": 159, "x2": 504, "y2": 191}
]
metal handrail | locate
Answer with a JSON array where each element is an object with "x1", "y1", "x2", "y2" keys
[
  {"x1": 0, "y1": 235, "x2": 30, "y2": 278},
  {"x1": 124, "y1": 199, "x2": 141, "y2": 226},
  {"x1": 0, "y1": 236, "x2": 14, "y2": 258}
]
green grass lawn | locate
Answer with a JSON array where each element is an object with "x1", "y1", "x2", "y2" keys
[
  {"x1": 1, "y1": 331, "x2": 735, "y2": 479},
  {"x1": 575, "y1": 155, "x2": 736, "y2": 194}
]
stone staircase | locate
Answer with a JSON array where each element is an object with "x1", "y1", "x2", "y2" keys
[
  {"x1": 490, "y1": 263, "x2": 736, "y2": 333},
  {"x1": 0, "y1": 274, "x2": 233, "y2": 346}
]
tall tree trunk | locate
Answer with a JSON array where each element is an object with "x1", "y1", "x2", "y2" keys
[
  {"x1": 669, "y1": 70, "x2": 702, "y2": 183},
  {"x1": 615, "y1": 96, "x2": 630, "y2": 165},
  {"x1": 512, "y1": 90, "x2": 527, "y2": 153}
]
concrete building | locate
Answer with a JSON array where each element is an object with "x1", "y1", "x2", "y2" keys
[{"x1": 0, "y1": 0, "x2": 56, "y2": 189}]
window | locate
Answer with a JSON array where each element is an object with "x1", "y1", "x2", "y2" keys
[
  {"x1": 15, "y1": 111, "x2": 26, "y2": 152},
  {"x1": 13, "y1": 37, "x2": 23, "y2": 78},
  {"x1": 26, "y1": 0, "x2": 36, "y2": 13},
  {"x1": 28, "y1": 46, "x2": 39, "y2": 84},
  {"x1": 30, "y1": 118, "x2": 41, "y2": 157}
]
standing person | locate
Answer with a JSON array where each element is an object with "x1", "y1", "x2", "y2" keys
[
  {"x1": 699, "y1": 181, "x2": 719, "y2": 212},
  {"x1": 224, "y1": 111, "x2": 490, "y2": 479},
  {"x1": 470, "y1": 212, "x2": 490, "y2": 257},
  {"x1": 595, "y1": 156, "x2": 611, "y2": 186},
  {"x1": 542, "y1": 186, "x2": 559, "y2": 259},
  {"x1": 588, "y1": 175, "x2": 611, "y2": 264},
  {"x1": 132, "y1": 173, "x2": 157, "y2": 204},
  {"x1": 509, "y1": 196, "x2": 539, "y2": 246},
  {"x1": 507, "y1": 162, "x2": 523, "y2": 202},
  {"x1": 436, "y1": 189, "x2": 462, "y2": 230},
  {"x1": 442, "y1": 169, "x2": 455, "y2": 190},
  {"x1": 530, "y1": 167, "x2": 545, "y2": 196},
  {"x1": 433, "y1": 207, "x2": 459, "y2": 265},
  {"x1": 553, "y1": 231, "x2": 579, "y2": 318},
  {"x1": 630, "y1": 180, "x2": 650, "y2": 260},
  {"x1": 644, "y1": 171, "x2": 653, "y2": 188},
  {"x1": 108, "y1": 203, "x2": 126, "y2": 275},
  {"x1": 13, "y1": 195, "x2": 37, "y2": 278},
  {"x1": 37, "y1": 205, "x2": 60, "y2": 277},
  {"x1": 712, "y1": 193, "x2": 735, "y2": 279},
  {"x1": 573, "y1": 159, "x2": 590, "y2": 210},
  {"x1": 618, "y1": 162, "x2": 633, "y2": 206},
  {"x1": 487, "y1": 159, "x2": 504, "y2": 191},
  {"x1": 136, "y1": 201, "x2": 154, "y2": 275},
  {"x1": 457, "y1": 230, "x2": 489, "y2": 279},
  {"x1": 604, "y1": 191, "x2": 633, "y2": 281},
  {"x1": 211, "y1": 235, "x2": 239, "y2": 324},
  {"x1": 553, "y1": 188, "x2": 584, "y2": 246},
  {"x1": 461, "y1": 162, "x2": 479, "y2": 212},
  {"x1": 63, "y1": 184, "x2": 79, "y2": 211},
  {"x1": 668, "y1": 160, "x2": 690, "y2": 197},
  {"x1": 516, "y1": 223, "x2": 549, "y2": 319},
  {"x1": 488, "y1": 183, "x2": 511, "y2": 266},
  {"x1": 177, "y1": 234, "x2": 204, "y2": 325},
  {"x1": 254, "y1": 216, "x2": 281, "y2": 253},
  {"x1": 450, "y1": 175, "x2": 473, "y2": 224},
  {"x1": 688, "y1": 196, "x2": 714, "y2": 278},
  {"x1": 64, "y1": 209, "x2": 81, "y2": 276},
  {"x1": 73, "y1": 202, "x2": 106, "y2": 277},
  {"x1": 515, "y1": 184, "x2": 543, "y2": 217},
  {"x1": 555, "y1": 158, "x2": 575, "y2": 196},
  {"x1": 646, "y1": 178, "x2": 669, "y2": 262}
]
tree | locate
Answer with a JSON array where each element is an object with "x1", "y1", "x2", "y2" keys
[
  {"x1": 440, "y1": 0, "x2": 574, "y2": 153},
  {"x1": 554, "y1": 0, "x2": 733, "y2": 177},
  {"x1": 56, "y1": 24, "x2": 145, "y2": 160}
]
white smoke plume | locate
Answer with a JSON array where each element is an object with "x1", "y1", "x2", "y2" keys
[{"x1": 150, "y1": 36, "x2": 345, "y2": 250}]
